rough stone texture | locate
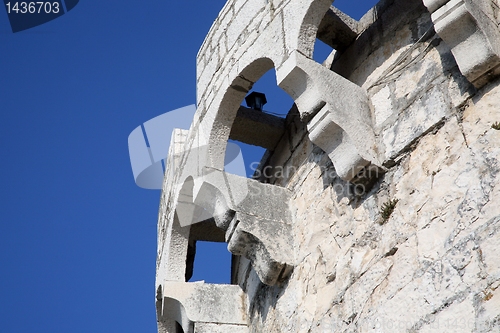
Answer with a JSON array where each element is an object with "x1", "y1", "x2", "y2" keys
[
  {"x1": 155, "y1": 0, "x2": 500, "y2": 332},
  {"x1": 238, "y1": 82, "x2": 500, "y2": 332}
]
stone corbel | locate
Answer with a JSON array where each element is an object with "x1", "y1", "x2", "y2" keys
[
  {"x1": 189, "y1": 167, "x2": 294, "y2": 286},
  {"x1": 225, "y1": 211, "x2": 294, "y2": 286},
  {"x1": 423, "y1": 0, "x2": 500, "y2": 88},
  {"x1": 156, "y1": 281, "x2": 248, "y2": 333},
  {"x1": 276, "y1": 51, "x2": 381, "y2": 181}
]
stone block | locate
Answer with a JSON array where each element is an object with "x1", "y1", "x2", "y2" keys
[
  {"x1": 226, "y1": 211, "x2": 294, "y2": 286},
  {"x1": 277, "y1": 51, "x2": 381, "y2": 181},
  {"x1": 382, "y1": 85, "x2": 449, "y2": 160},
  {"x1": 157, "y1": 281, "x2": 248, "y2": 333},
  {"x1": 424, "y1": 0, "x2": 500, "y2": 88},
  {"x1": 317, "y1": 6, "x2": 358, "y2": 51}
]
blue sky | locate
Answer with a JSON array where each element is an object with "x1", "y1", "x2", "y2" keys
[{"x1": 0, "y1": 1, "x2": 378, "y2": 332}]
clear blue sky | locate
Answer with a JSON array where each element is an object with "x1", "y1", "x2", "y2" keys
[{"x1": 0, "y1": 1, "x2": 378, "y2": 332}]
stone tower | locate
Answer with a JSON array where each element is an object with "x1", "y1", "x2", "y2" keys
[{"x1": 155, "y1": 0, "x2": 500, "y2": 332}]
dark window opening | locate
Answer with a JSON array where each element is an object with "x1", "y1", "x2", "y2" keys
[{"x1": 231, "y1": 69, "x2": 292, "y2": 179}]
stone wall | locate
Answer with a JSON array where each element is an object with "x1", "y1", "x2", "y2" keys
[
  {"x1": 156, "y1": 0, "x2": 500, "y2": 332},
  {"x1": 241, "y1": 74, "x2": 500, "y2": 332},
  {"x1": 234, "y1": 1, "x2": 500, "y2": 332}
]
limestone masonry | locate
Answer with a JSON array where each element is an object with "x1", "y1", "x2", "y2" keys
[{"x1": 155, "y1": 0, "x2": 500, "y2": 332}]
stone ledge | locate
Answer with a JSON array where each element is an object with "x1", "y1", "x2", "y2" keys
[
  {"x1": 317, "y1": 6, "x2": 359, "y2": 51},
  {"x1": 226, "y1": 211, "x2": 294, "y2": 286},
  {"x1": 229, "y1": 106, "x2": 285, "y2": 150},
  {"x1": 157, "y1": 281, "x2": 248, "y2": 333}
]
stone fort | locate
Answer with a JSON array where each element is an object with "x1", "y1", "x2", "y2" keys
[{"x1": 154, "y1": 0, "x2": 500, "y2": 332}]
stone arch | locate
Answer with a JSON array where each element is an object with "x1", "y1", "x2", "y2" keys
[
  {"x1": 156, "y1": 210, "x2": 191, "y2": 284},
  {"x1": 202, "y1": 57, "x2": 276, "y2": 171},
  {"x1": 296, "y1": 0, "x2": 336, "y2": 57},
  {"x1": 175, "y1": 176, "x2": 218, "y2": 229},
  {"x1": 195, "y1": 0, "x2": 344, "y2": 138},
  {"x1": 172, "y1": 176, "x2": 231, "y2": 278},
  {"x1": 193, "y1": 0, "x2": 382, "y2": 183},
  {"x1": 156, "y1": 174, "x2": 217, "y2": 286},
  {"x1": 163, "y1": 0, "x2": 386, "y2": 289}
]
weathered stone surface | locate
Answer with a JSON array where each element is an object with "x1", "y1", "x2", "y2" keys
[
  {"x1": 194, "y1": 323, "x2": 249, "y2": 333},
  {"x1": 277, "y1": 50, "x2": 381, "y2": 180},
  {"x1": 423, "y1": 0, "x2": 500, "y2": 88},
  {"x1": 157, "y1": 281, "x2": 248, "y2": 333},
  {"x1": 155, "y1": 0, "x2": 500, "y2": 332},
  {"x1": 226, "y1": 211, "x2": 294, "y2": 285},
  {"x1": 317, "y1": 6, "x2": 358, "y2": 51},
  {"x1": 240, "y1": 78, "x2": 500, "y2": 331}
]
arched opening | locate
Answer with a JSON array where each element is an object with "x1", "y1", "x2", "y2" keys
[
  {"x1": 191, "y1": 59, "x2": 298, "y2": 285},
  {"x1": 173, "y1": 176, "x2": 230, "y2": 283},
  {"x1": 230, "y1": 68, "x2": 295, "y2": 180},
  {"x1": 208, "y1": 58, "x2": 295, "y2": 183}
]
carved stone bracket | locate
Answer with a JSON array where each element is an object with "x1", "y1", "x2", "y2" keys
[
  {"x1": 157, "y1": 129, "x2": 294, "y2": 293},
  {"x1": 157, "y1": 282, "x2": 248, "y2": 333},
  {"x1": 423, "y1": 0, "x2": 500, "y2": 88},
  {"x1": 277, "y1": 51, "x2": 382, "y2": 181},
  {"x1": 192, "y1": 168, "x2": 294, "y2": 286},
  {"x1": 225, "y1": 211, "x2": 294, "y2": 286}
]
